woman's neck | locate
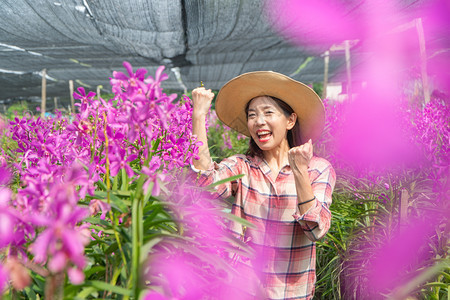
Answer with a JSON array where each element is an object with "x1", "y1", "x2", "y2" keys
[{"x1": 262, "y1": 139, "x2": 290, "y2": 172}]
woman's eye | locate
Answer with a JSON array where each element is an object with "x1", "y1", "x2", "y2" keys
[
  {"x1": 265, "y1": 111, "x2": 273, "y2": 115},
  {"x1": 248, "y1": 113, "x2": 256, "y2": 118}
]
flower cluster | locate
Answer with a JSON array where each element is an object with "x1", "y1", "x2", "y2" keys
[
  {"x1": 409, "y1": 95, "x2": 449, "y2": 174},
  {"x1": 0, "y1": 62, "x2": 201, "y2": 292}
]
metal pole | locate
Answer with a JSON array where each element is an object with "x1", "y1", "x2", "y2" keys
[
  {"x1": 171, "y1": 67, "x2": 188, "y2": 95},
  {"x1": 416, "y1": 18, "x2": 430, "y2": 103},
  {"x1": 345, "y1": 40, "x2": 352, "y2": 101},
  {"x1": 399, "y1": 189, "x2": 409, "y2": 229},
  {"x1": 97, "y1": 85, "x2": 102, "y2": 99},
  {"x1": 69, "y1": 80, "x2": 75, "y2": 113},
  {"x1": 322, "y1": 50, "x2": 330, "y2": 99},
  {"x1": 41, "y1": 69, "x2": 47, "y2": 118}
]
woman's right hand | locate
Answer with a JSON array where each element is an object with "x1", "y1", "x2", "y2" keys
[
  {"x1": 192, "y1": 87, "x2": 215, "y2": 117},
  {"x1": 191, "y1": 87, "x2": 214, "y2": 170}
]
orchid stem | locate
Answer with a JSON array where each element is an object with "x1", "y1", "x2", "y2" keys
[
  {"x1": 103, "y1": 113, "x2": 128, "y2": 272},
  {"x1": 90, "y1": 106, "x2": 100, "y2": 164}
]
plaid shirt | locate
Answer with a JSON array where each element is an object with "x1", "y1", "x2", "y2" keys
[{"x1": 198, "y1": 154, "x2": 336, "y2": 300}]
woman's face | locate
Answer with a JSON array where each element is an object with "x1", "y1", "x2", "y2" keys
[{"x1": 247, "y1": 96, "x2": 296, "y2": 151}]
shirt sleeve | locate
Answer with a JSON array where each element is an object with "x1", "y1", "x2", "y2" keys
[
  {"x1": 193, "y1": 155, "x2": 246, "y2": 199},
  {"x1": 292, "y1": 158, "x2": 336, "y2": 241}
]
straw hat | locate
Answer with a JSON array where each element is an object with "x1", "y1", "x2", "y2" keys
[{"x1": 215, "y1": 71, "x2": 325, "y2": 144}]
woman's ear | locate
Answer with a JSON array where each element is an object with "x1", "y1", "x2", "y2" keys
[{"x1": 287, "y1": 113, "x2": 297, "y2": 130}]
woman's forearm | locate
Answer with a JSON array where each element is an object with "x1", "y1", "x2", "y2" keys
[
  {"x1": 191, "y1": 87, "x2": 215, "y2": 171},
  {"x1": 192, "y1": 111, "x2": 212, "y2": 170},
  {"x1": 293, "y1": 168, "x2": 316, "y2": 214},
  {"x1": 288, "y1": 140, "x2": 315, "y2": 214}
]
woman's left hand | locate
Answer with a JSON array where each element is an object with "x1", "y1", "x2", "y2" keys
[{"x1": 288, "y1": 139, "x2": 313, "y2": 172}]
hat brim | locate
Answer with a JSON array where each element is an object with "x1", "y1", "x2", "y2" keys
[{"x1": 215, "y1": 71, "x2": 325, "y2": 144}]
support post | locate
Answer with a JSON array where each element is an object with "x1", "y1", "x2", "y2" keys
[
  {"x1": 171, "y1": 67, "x2": 188, "y2": 95},
  {"x1": 41, "y1": 69, "x2": 47, "y2": 118},
  {"x1": 69, "y1": 80, "x2": 75, "y2": 113},
  {"x1": 344, "y1": 40, "x2": 352, "y2": 101},
  {"x1": 322, "y1": 50, "x2": 330, "y2": 99},
  {"x1": 97, "y1": 85, "x2": 101, "y2": 99},
  {"x1": 415, "y1": 18, "x2": 430, "y2": 104},
  {"x1": 399, "y1": 189, "x2": 409, "y2": 229},
  {"x1": 54, "y1": 97, "x2": 58, "y2": 111}
]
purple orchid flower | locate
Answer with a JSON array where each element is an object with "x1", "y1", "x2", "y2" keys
[
  {"x1": 73, "y1": 87, "x2": 96, "y2": 118},
  {"x1": 111, "y1": 61, "x2": 148, "y2": 98},
  {"x1": 89, "y1": 199, "x2": 111, "y2": 220},
  {"x1": 141, "y1": 156, "x2": 164, "y2": 196},
  {"x1": 0, "y1": 188, "x2": 15, "y2": 248},
  {"x1": 109, "y1": 146, "x2": 138, "y2": 178},
  {"x1": 30, "y1": 203, "x2": 89, "y2": 278}
]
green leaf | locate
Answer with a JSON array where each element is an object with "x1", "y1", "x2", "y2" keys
[
  {"x1": 144, "y1": 218, "x2": 174, "y2": 229},
  {"x1": 110, "y1": 193, "x2": 129, "y2": 213},
  {"x1": 23, "y1": 286, "x2": 37, "y2": 300},
  {"x1": 75, "y1": 287, "x2": 99, "y2": 299},
  {"x1": 206, "y1": 174, "x2": 245, "y2": 188},
  {"x1": 84, "y1": 265, "x2": 106, "y2": 278},
  {"x1": 424, "y1": 282, "x2": 448, "y2": 289},
  {"x1": 84, "y1": 217, "x2": 112, "y2": 228},
  {"x1": 104, "y1": 242, "x2": 119, "y2": 255},
  {"x1": 141, "y1": 237, "x2": 163, "y2": 263},
  {"x1": 152, "y1": 138, "x2": 161, "y2": 151},
  {"x1": 95, "y1": 179, "x2": 107, "y2": 191},
  {"x1": 91, "y1": 191, "x2": 129, "y2": 213},
  {"x1": 87, "y1": 280, "x2": 132, "y2": 296},
  {"x1": 115, "y1": 190, "x2": 131, "y2": 197},
  {"x1": 143, "y1": 201, "x2": 164, "y2": 215},
  {"x1": 388, "y1": 262, "x2": 449, "y2": 300},
  {"x1": 222, "y1": 213, "x2": 255, "y2": 228}
]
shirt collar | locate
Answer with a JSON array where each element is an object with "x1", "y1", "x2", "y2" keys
[{"x1": 249, "y1": 155, "x2": 292, "y2": 174}]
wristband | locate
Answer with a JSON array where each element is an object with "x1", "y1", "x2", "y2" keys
[{"x1": 298, "y1": 196, "x2": 316, "y2": 206}]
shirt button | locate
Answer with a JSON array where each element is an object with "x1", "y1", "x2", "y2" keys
[{"x1": 272, "y1": 205, "x2": 276, "y2": 208}]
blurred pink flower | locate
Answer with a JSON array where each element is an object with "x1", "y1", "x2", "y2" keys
[
  {"x1": 4, "y1": 257, "x2": 31, "y2": 291},
  {"x1": 89, "y1": 199, "x2": 111, "y2": 220},
  {"x1": 0, "y1": 264, "x2": 8, "y2": 291},
  {"x1": 367, "y1": 215, "x2": 438, "y2": 294},
  {"x1": 30, "y1": 203, "x2": 89, "y2": 282},
  {"x1": 266, "y1": 0, "x2": 449, "y2": 172},
  {"x1": 67, "y1": 267, "x2": 85, "y2": 285},
  {"x1": 265, "y1": 0, "x2": 364, "y2": 50},
  {"x1": 142, "y1": 291, "x2": 170, "y2": 300}
]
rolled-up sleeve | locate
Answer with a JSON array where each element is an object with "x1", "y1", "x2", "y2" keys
[
  {"x1": 192, "y1": 155, "x2": 246, "y2": 199},
  {"x1": 293, "y1": 159, "x2": 336, "y2": 241}
]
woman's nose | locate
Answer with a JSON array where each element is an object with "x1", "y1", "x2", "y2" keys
[{"x1": 255, "y1": 114, "x2": 266, "y2": 125}]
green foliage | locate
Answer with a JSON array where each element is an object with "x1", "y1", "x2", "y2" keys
[
  {"x1": 207, "y1": 113, "x2": 249, "y2": 162},
  {"x1": 313, "y1": 82, "x2": 323, "y2": 98},
  {"x1": 315, "y1": 193, "x2": 367, "y2": 299},
  {"x1": 6, "y1": 101, "x2": 29, "y2": 119},
  {"x1": 313, "y1": 168, "x2": 449, "y2": 300}
]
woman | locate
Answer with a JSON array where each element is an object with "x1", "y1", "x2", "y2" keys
[{"x1": 191, "y1": 71, "x2": 336, "y2": 300}]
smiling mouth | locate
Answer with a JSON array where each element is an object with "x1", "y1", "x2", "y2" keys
[{"x1": 257, "y1": 130, "x2": 272, "y2": 142}]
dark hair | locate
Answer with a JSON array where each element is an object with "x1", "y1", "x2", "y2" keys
[{"x1": 244, "y1": 96, "x2": 300, "y2": 158}]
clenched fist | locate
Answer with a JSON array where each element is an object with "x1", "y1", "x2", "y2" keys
[
  {"x1": 288, "y1": 139, "x2": 313, "y2": 173},
  {"x1": 192, "y1": 87, "x2": 215, "y2": 117}
]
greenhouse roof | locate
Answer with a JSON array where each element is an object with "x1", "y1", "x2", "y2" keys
[{"x1": 0, "y1": 0, "x2": 435, "y2": 100}]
